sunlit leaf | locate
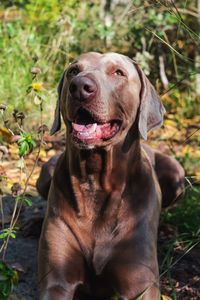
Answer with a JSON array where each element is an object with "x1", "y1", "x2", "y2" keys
[
  {"x1": 18, "y1": 141, "x2": 28, "y2": 157},
  {"x1": 17, "y1": 132, "x2": 36, "y2": 157},
  {"x1": 162, "y1": 295, "x2": 172, "y2": 300},
  {"x1": 33, "y1": 95, "x2": 42, "y2": 105},
  {"x1": 0, "y1": 228, "x2": 16, "y2": 239},
  {"x1": 16, "y1": 195, "x2": 32, "y2": 207}
]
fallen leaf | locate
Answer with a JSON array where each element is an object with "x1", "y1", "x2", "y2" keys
[{"x1": 162, "y1": 295, "x2": 173, "y2": 300}]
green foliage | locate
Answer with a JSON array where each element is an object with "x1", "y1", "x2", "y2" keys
[
  {"x1": 161, "y1": 187, "x2": 200, "y2": 237},
  {"x1": 0, "y1": 261, "x2": 18, "y2": 300},
  {"x1": 0, "y1": 0, "x2": 198, "y2": 118},
  {"x1": 159, "y1": 186, "x2": 200, "y2": 298},
  {"x1": 16, "y1": 195, "x2": 32, "y2": 207},
  {"x1": 18, "y1": 132, "x2": 36, "y2": 157},
  {"x1": 0, "y1": 229, "x2": 16, "y2": 239}
]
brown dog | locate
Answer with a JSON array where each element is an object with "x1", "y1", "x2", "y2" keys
[{"x1": 38, "y1": 52, "x2": 184, "y2": 299}]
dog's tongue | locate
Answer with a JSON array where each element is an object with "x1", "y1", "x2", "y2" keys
[
  {"x1": 72, "y1": 122, "x2": 118, "y2": 141},
  {"x1": 72, "y1": 123, "x2": 97, "y2": 133}
]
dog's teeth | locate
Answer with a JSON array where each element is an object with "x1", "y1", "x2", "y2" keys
[
  {"x1": 91, "y1": 123, "x2": 97, "y2": 132},
  {"x1": 86, "y1": 123, "x2": 97, "y2": 133},
  {"x1": 79, "y1": 132, "x2": 89, "y2": 136}
]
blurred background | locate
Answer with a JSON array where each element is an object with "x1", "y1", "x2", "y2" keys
[
  {"x1": 0, "y1": 1, "x2": 200, "y2": 299},
  {"x1": 1, "y1": 0, "x2": 199, "y2": 186}
]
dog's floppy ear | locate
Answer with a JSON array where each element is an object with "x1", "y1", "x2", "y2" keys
[
  {"x1": 50, "y1": 73, "x2": 65, "y2": 135},
  {"x1": 136, "y1": 64, "x2": 166, "y2": 140}
]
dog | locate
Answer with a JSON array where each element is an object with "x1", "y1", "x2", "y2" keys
[{"x1": 38, "y1": 52, "x2": 184, "y2": 299}]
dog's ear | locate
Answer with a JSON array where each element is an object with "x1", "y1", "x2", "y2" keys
[
  {"x1": 136, "y1": 64, "x2": 166, "y2": 140},
  {"x1": 50, "y1": 73, "x2": 65, "y2": 135}
]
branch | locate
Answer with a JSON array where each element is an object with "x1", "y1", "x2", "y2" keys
[{"x1": 159, "y1": 55, "x2": 169, "y2": 90}]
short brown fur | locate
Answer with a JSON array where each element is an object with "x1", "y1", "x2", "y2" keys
[{"x1": 38, "y1": 52, "x2": 184, "y2": 300}]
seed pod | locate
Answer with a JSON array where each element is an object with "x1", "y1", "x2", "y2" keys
[
  {"x1": 37, "y1": 124, "x2": 49, "y2": 134},
  {"x1": 0, "y1": 104, "x2": 7, "y2": 111},
  {"x1": 4, "y1": 119, "x2": 10, "y2": 126},
  {"x1": 12, "y1": 108, "x2": 18, "y2": 121},
  {"x1": 0, "y1": 146, "x2": 8, "y2": 160},
  {"x1": 11, "y1": 182, "x2": 22, "y2": 196},
  {"x1": 16, "y1": 112, "x2": 25, "y2": 120},
  {"x1": 31, "y1": 67, "x2": 41, "y2": 75},
  {"x1": 0, "y1": 146, "x2": 9, "y2": 155}
]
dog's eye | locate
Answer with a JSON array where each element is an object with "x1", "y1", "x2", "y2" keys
[
  {"x1": 68, "y1": 67, "x2": 79, "y2": 76},
  {"x1": 114, "y1": 69, "x2": 125, "y2": 76}
]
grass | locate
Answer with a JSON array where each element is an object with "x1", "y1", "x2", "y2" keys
[
  {"x1": 0, "y1": 19, "x2": 68, "y2": 132},
  {"x1": 159, "y1": 185, "x2": 200, "y2": 299},
  {"x1": 161, "y1": 186, "x2": 200, "y2": 236}
]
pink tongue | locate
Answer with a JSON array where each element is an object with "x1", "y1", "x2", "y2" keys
[
  {"x1": 72, "y1": 123, "x2": 97, "y2": 132},
  {"x1": 72, "y1": 121, "x2": 119, "y2": 141}
]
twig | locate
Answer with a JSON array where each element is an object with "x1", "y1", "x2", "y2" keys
[
  {"x1": 177, "y1": 8, "x2": 200, "y2": 18},
  {"x1": 181, "y1": 128, "x2": 200, "y2": 145},
  {"x1": 13, "y1": 135, "x2": 44, "y2": 230},
  {"x1": 159, "y1": 240, "x2": 200, "y2": 278},
  {"x1": 145, "y1": 27, "x2": 194, "y2": 63},
  {"x1": 1, "y1": 100, "x2": 45, "y2": 259},
  {"x1": 159, "y1": 55, "x2": 169, "y2": 89},
  {"x1": 1, "y1": 134, "x2": 44, "y2": 259},
  {"x1": 161, "y1": 71, "x2": 200, "y2": 96},
  {"x1": 163, "y1": 31, "x2": 179, "y2": 78},
  {"x1": 116, "y1": 1, "x2": 133, "y2": 25},
  {"x1": 0, "y1": 196, "x2": 4, "y2": 230}
]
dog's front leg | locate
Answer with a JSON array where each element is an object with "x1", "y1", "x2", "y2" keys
[
  {"x1": 38, "y1": 217, "x2": 85, "y2": 300},
  {"x1": 41, "y1": 281, "x2": 80, "y2": 300}
]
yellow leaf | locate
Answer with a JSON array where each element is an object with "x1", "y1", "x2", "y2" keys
[
  {"x1": 177, "y1": 40, "x2": 184, "y2": 49},
  {"x1": 162, "y1": 295, "x2": 173, "y2": 300},
  {"x1": 195, "y1": 171, "x2": 200, "y2": 178},
  {"x1": 182, "y1": 145, "x2": 192, "y2": 155},
  {"x1": 164, "y1": 119, "x2": 177, "y2": 126},
  {"x1": 0, "y1": 127, "x2": 12, "y2": 142}
]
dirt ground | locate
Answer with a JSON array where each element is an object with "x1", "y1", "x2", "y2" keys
[{"x1": 1, "y1": 194, "x2": 200, "y2": 300}]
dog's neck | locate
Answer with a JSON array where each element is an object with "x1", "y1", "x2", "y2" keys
[
  {"x1": 63, "y1": 138, "x2": 141, "y2": 217},
  {"x1": 66, "y1": 137, "x2": 141, "y2": 190}
]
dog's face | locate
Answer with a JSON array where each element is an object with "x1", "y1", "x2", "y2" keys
[{"x1": 51, "y1": 52, "x2": 165, "y2": 150}]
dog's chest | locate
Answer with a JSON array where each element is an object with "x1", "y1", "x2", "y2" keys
[
  {"x1": 70, "y1": 175, "x2": 145, "y2": 275},
  {"x1": 77, "y1": 202, "x2": 133, "y2": 276},
  {"x1": 80, "y1": 220, "x2": 121, "y2": 276},
  {"x1": 78, "y1": 175, "x2": 123, "y2": 215}
]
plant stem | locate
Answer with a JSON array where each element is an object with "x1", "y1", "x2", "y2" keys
[
  {"x1": 0, "y1": 196, "x2": 4, "y2": 230},
  {"x1": 0, "y1": 100, "x2": 45, "y2": 259}
]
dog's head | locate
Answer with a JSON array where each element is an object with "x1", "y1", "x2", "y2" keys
[{"x1": 51, "y1": 52, "x2": 165, "y2": 150}]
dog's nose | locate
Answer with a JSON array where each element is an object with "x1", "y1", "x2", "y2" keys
[{"x1": 69, "y1": 77, "x2": 97, "y2": 101}]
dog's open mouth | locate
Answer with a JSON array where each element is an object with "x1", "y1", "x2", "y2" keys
[
  {"x1": 72, "y1": 121, "x2": 120, "y2": 141},
  {"x1": 70, "y1": 109, "x2": 121, "y2": 143}
]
